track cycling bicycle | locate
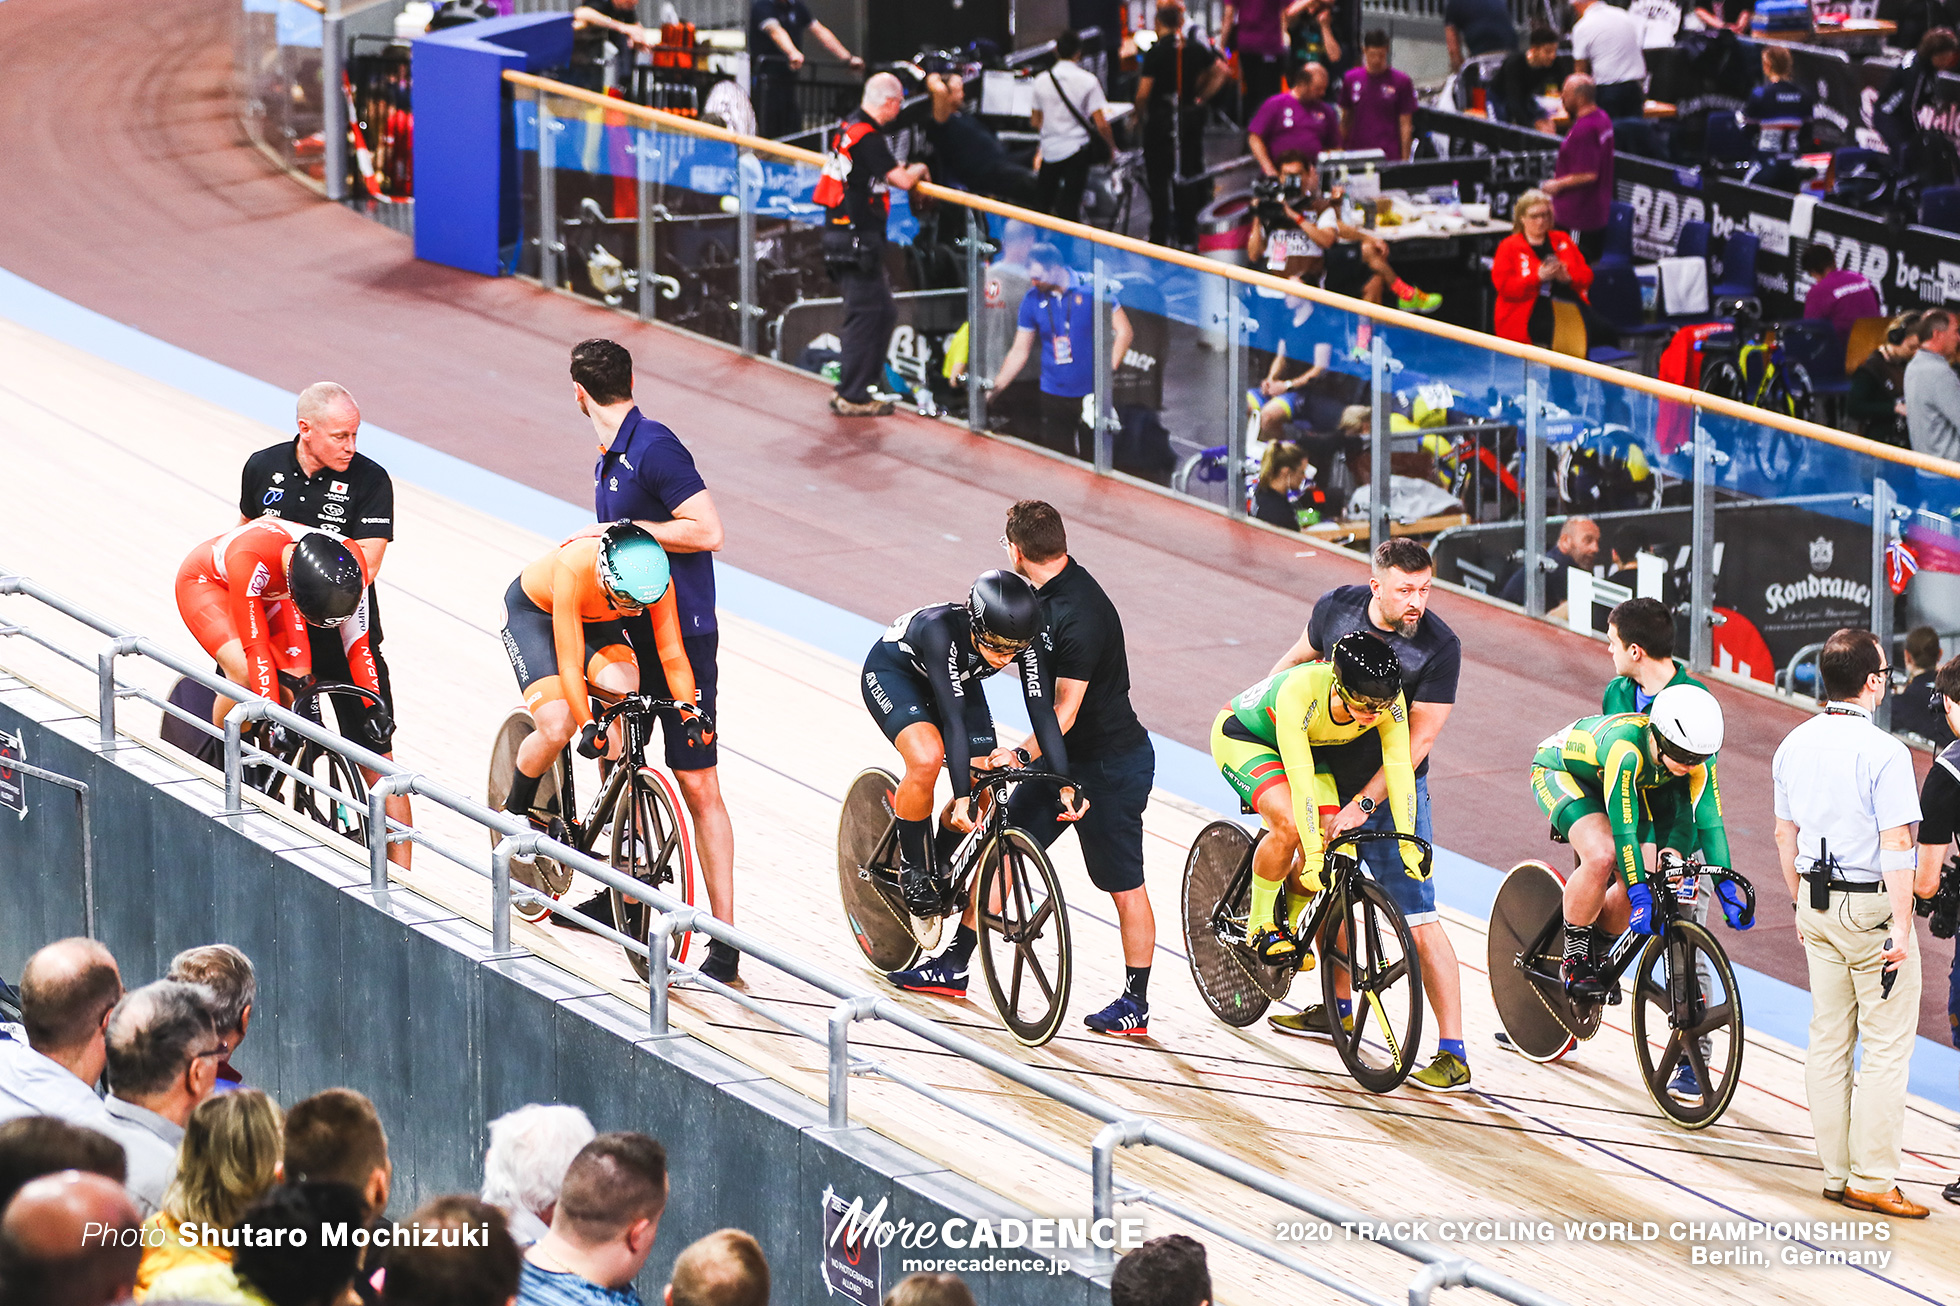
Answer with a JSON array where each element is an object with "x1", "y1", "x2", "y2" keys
[
  {"x1": 837, "y1": 765, "x2": 1075, "y2": 1047},
  {"x1": 1183, "y1": 826, "x2": 1429, "y2": 1093},
  {"x1": 1488, "y1": 849, "x2": 1756, "y2": 1128},
  {"x1": 487, "y1": 694, "x2": 698, "y2": 980},
  {"x1": 1695, "y1": 300, "x2": 1808, "y2": 478}
]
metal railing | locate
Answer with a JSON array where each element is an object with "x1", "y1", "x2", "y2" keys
[{"x1": 0, "y1": 572, "x2": 1571, "y2": 1306}]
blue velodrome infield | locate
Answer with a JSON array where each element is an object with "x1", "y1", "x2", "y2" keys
[{"x1": 4, "y1": 266, "x2": 1956, "y2": 1113}]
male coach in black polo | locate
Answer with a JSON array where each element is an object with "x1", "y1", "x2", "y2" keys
[
  {"x1": 575, "y1": 339, "x2": 741, "y2": 985},
  {"x1": 1001, "y1": 500, "x2": 1158, "y2": 1038},
  {"x1": 239, "y1": 381, "x2": 412, "y2": 869}
]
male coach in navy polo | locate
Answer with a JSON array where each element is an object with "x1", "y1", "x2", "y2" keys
[{"x1": 572, "y1": 339, "x2": 741, "y2": 984}]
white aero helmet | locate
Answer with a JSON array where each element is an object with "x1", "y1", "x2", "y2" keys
[{"x1": 1648, "y1": 683, "x2": 1724, "y2": 766}]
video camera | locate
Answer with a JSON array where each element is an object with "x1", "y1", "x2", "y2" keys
[
  {"x1": 1916, "y1": 856, "x2": 1960, "y2": 939},
  {"x1": 1251, "y1": 173, "x2": 1307, "y2": 230}
]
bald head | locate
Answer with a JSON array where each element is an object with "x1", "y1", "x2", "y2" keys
[
  {"x1": 294, "y1": 382, "x2": 361, "y2": 476},
  {"x1": 19, "y1": 940, "x2": 120, "y2": 1060},
  {"x1": 0, "y1": 1170, "x2": 141, "y2": 1306},
  {"x1": 862, "y1": 72, "x2": 906, "y2": 122},
  {"x1": 1562, "y1": 73, "x2": 1597, "y2": 111},
  {"x1": 296, "y1": 381, "x2": 357, "y2": 426},
  {"x1": 1557, "y1": 516, "x2": 1601, "y2": 569}
]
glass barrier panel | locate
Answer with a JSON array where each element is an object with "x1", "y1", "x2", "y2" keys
[{"x1": 236, "y1": 0, "x2": 325, "y2": 182}]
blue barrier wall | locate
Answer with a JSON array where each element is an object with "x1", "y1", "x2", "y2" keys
[{"x1": 0, "y1": 680, "x2": 1109, "y2": 1304}]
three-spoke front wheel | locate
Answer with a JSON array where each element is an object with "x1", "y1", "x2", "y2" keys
[
  {"x1": 610, "y1": 766, "x2": 696, "y2": 981},
  {"x1": 976, "y1": 828, "x2": 1072, "y2": 1047},
  {"x1": 1317, "y1": 875, "x2": 1423, "y2": 1093},
  {"x1": 1632, "y1": 919, "x2": 1744, "y2": 1129}
]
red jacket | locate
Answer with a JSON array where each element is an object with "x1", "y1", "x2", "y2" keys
[{"x1": 1490, "y1": 231, "x2": 1593, "y2": 344}]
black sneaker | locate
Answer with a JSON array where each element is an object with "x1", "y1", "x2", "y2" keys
[
  {"x1": 699, "y1": 940, "x2": 740, "y2": 984},
  {"x1": 899, "y1": 858, "x2": 942, "y2": 917}
]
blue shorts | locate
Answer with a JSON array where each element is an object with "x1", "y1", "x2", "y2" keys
[
  {"x1": 1357, "y1": 773, "x2": 1437, "y2": 927},
  {"x1": 1007, "y1": 740, "x2": 1154, "y2": 894},
  {"x1": 629, "y1": 626, "x2": 720, "y2": 773}
]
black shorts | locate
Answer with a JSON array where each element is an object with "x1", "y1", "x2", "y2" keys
[
  {"x1": 499, "y1": 576, "x2": 634, "y2": 701},
  {"x1": 304, "y1": 619, "x2": 394, "y2": 753},
  {"x1": 1006, "y1": 740, "x2": 1154, "y2": 894},
  {"x1": 626, "y1": 623, "x2": 720, "y2": 773},
  {"x1": 1323, "y1": 243, "x2": 1371, "y2": 298},
  {"x1": 860, "y1": 642, "x2": 998, "y2": 760}
]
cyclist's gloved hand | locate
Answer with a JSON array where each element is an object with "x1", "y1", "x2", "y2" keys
[
  {"x1": 277, "y1": 670, "x2": 312, "y2": 702},
  {"x1": 1714, "y1": 875, "x2": 1754, "y2": 931},
  {"x1": 1300, "y1": 855, "x2": 1327, "y2": 897},
  {"x1": 358, "y1": 701, "x2": 394, "y2": 753},
  {"x1": 576, "y1": 721, "x2": 608, "y2": 759},
  {"x1": 1625, "y1": 880, "x2": 1661, "y2": 936},
  {"x1": 1402, "y1": 845, "x2": 1430, "y2": 882},
  {"x1": 678, "y1": 705, "x2": 714, "y2": 752}
]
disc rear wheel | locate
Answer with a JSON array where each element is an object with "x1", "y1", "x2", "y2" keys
[
  {"x1": 1632, "y1": 920, "x2": 1744, "y2": 1128},
  {"x1": 1488, "y1": 861, "x2": 1590, "y2": 1061},
  {"x1": 976, "y1": 828, "x2": 1072, "y2": 1047},
  {"x1": 488, "y1": 708, "x2": 572, "y2": 922},
  {"x1": 1181, "y1": 822, "x2": 1291, "y2": 1027},
  {"x1": 610, "y1": 766, "x2": 696, "y2": 982},
  {"x1": 837, "y1": 768, "x2": 920, "y2": 972}
]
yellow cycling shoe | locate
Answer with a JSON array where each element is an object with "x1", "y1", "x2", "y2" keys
[{"x1": 1246, "y1": 925, "x2": 1299, "y2": 964}]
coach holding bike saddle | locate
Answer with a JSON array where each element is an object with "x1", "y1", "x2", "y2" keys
[{"x1": 1772, "y1": 628, "x2": 1938, "y2": 1219}]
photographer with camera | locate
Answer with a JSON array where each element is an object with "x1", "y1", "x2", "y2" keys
[{"x1": 1912, "y1": 654, "x2": 1960, "y2": 1207}]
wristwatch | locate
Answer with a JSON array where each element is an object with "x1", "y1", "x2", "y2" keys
[{"x1": 1355, "y1": 796, "x2": 1376, "y2": 816}]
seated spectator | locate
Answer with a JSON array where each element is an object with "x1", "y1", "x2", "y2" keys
[
  {"x1": 284, "y1": 1089, "x2": 391, "y2": 1224},
  {"x1": 664, "y1": 1229, "x2": 768, "y2": 1306},
  {"x1": 102, "y1": 980, "x2": 223, "y2": 1218},
  {"x1": 0, "y1": 1117, "x2": 125, "y2": 1212},
  {"x1": 1694, "y1": 0, "x2": 1753, "y2": 35},
  {"x1": 1284, "y1": 0, "x2": 1342, "y2": 70},
  {"x1": 1905, "y1": 309, "x2": 1960, "y2": 463},
  {"x1": 1444, "y1": 0, "x2": 1519, "y2": 70},
  {"x1": 1341, "y1": 30, "x2": 1416, "y2": 161},
  {"x1": 519, "y1": 1133, "x2": 668, "y2": 1305},
  {"x1": 0, "y1": 939, "x2": 122, "y2": 1131},
  {"x1": 0, "y1": 1170, "x2": 142, "y2": 1306},
  {"x1": 1251, "y1": 441, "x2": 1311, "y2": 529},
  {"x1": 1248, "y1": 62, "x2": 1341, "y2": 174},
  {"x1": 1849, "y1": 311, "x2": 1922, "y2": 449},
  {"x1": 1491, "y1": 188, "x2": 1593, "y2": 347},
  {"x1": 1745, "y1": 46, "x2": 1812, "y2": 150},
  {"x1": 883, "y1": 1274, "x2": 976, "y2": 1306},
  {"x1": 1491, "y1": 27, "x2": 1569, "y2": 131},
  {"x1": 923, "y1": 70, "x2": 1039, "y2": 209},
  {"x1": 1110, "y1": 1233, "x2": 1212, "y2": 1306},
  {"x1": 480, "y1": 1103, "x2": 596, "y2": 1248},
  {"x1": 1801, "y1": 244, "x2": 1882, "y2": 355},
  {"x1": 1030, "y1": 30, "x2": 1116, "y2": 223},
  {"x1": 381, "y1": 1196, "x2": 522, "y2": 1306},
  {"x1": 1500, "y1": 515, "x2": 1601, "y2": 607},
  {"x1": 135, "y1": 1087, "x2": 285, "y2": 1299},
  {"x1": 1893, "y1": 626, "x2": 1954, "y2": 746},
  {"x1": 151, "y1": 1181, "x2": 368, "y2": 1306},
  {"x1": 167, "y1": 944, "x2": 257, "y2": 1093}
]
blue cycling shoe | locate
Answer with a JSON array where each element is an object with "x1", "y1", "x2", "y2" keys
[
  {"x1": 1084, "y1": 994, "x2": 1149, "y2": 1039},
  {"x1": 886, "y1": 952, "x2": 969, "y2": 998},
  {"x1": 1666, "y1": 1061, "x2": 1703, "y2": 1107}
]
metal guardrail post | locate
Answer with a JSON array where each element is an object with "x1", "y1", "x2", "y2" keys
[
  {"x1": 95, "y1": 637, "x2": 139, "y2": 750},
  {"x1": 636, "y1": 130, "x2": 657, "y2": 322},
  {"x1": 489, "y1": 834, "x2": 539, "y2": 956},
  {"x1": 1522, "y1": 367, "x2": 1546, "y2": 617},
  {"x1": 737, "y1": 147, "x2": 758, "y2": 356},
  {"x1": 827, "y1": 995, "x2": 879, "y2": 1128},
  {"x1": 1090, "y1": 1119, "x2": 1149, "y2": 1265},
  {"x1": 1369, "y1": 332, "x2": 1391, "y2": 552},
  {"x1": 1689, "y1": 406, "x2": 1716, "y2": 672},
  {"x1": 322, "y1": 0, "x2": 347, "y2": 203},
  {"x1": 965, "y1": 209, "x2": 986, "y2": 431},
  {"x1": 220, "y1": 701, "x2": 267, "y2": 826},
  {"x1": 1408, "y1": 1257, "x2": 1472, "y2": 1306},
  {"x1": 366, "y1": 772, "x2": 418, "y2": 894},
  {"x1": 646, "y1": 907, "x2": 697, "y2": 1036},
  {"x1": 1093, "y1": 255, "x2": 1112, "y2": 475},
  {"x1": 1870, "y1": 474, "x2": 1896, "y2": 729},
  {"x1": 6, "y1": 760, "x2": 93, "y2": 938},
  {"x1": 538, "y1": 96, "x2": 559, "y2": 290},
  {"x1": 1224, "y1": 288, "x2": 1246, "y2": 518}
]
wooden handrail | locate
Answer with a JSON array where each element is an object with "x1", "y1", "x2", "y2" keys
[{"x1": 501, "y1": 69, "x2": 1960, "y2": 483}]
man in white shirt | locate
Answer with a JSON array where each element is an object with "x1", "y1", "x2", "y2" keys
[
  {"x1": 1905, "y1": 309, "x2": 1960, "y2": 464},
  {"x1": 99, "y1": 981, "x2": 224, "y2": 1218},
  {"x1": 0, "y1": 940, "x2": 121, "y2": 1132},
  {"x1": 1570, "y1": 0, "x2": 1646, "y2": 118},
  {"x1": 1772, "y1": 628, "x2": 1939, "y2": 1219},
  {"x1": 1030, "y1": 30, "x2": 1116, "y2": 223}
]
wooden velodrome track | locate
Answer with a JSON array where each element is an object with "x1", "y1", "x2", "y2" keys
[{"x1": 2, "y1": 303, "x2": 1958, "y2": 1303}]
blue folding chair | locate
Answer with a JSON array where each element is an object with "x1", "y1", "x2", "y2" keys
[
  {"x1": 1778, "y1": 318, "x2": 1851, "y2": 424},
  {"x1": 1706, "y1": 111, "x2": 1753, "y2": 169},
  {"x1": 1675, "y1": 220, "x2": 1710, "y2": 260},
  {"x1": 1596, "y1": 202, "x2": 1635, "y2": 269},
  {"x1": 1588, "y1": 263, "x2": 1669, "y2": 372},
  {"x1": 1712, "y1": 230, "x2": 1759, "y2": 300},
  {"x1": 1920, "y1": 185, "x2": 1960, "y2": 233}
]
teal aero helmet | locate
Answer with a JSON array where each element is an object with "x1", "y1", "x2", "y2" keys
[{"x1": 598, "y1": 521, "x2": 671, "y2": 606}]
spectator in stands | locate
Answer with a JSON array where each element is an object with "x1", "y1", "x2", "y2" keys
[
  {"x1": 382, "y1": 1196, "x2": 523, "y2": 1306},
  {"x1": 1223, "y1": 0, "x2": 1291, "y2": 115},
  {"x1": 747, "y1": 0, "x2": 864, "y2": 140},
  {"x1": 1248, "y1": 62, "x2": 1342, "y2": 173},
  {"x1": 519, "y1": 1133, "x2": 668, "y2": 1305},
  {"x1": 0, "y1": 939, "x2": 121, "y2": 1131},
  {"x1": 1031, "y1": 31, "x2": 1116, "y2": 223},
  {"x1": 883, "y1": 1275, "x2": 976, "y2": 1306},
  {"x1": 1801, "y1": 245, "x2": 1882, "y2": 354},
  {"x1": 962, "y1": 220, "x2": 1039, "y2": 435},
  {"x1": 1905, "y1": 308, "x2": 1960, "y2": 463},
  {"x1": 1443, "y1": 0, "x2": 1519, "y2": 70},
  {"x1": 1746, "y1": 46, "x2": 1813, "y2": 135},
  {"x1": 568, "y1": 2, "x2": 651, "y2": 93},
  {"x1": 1286, "y1": 0, "x2": 1343, "y2": 72},
  {"x1": 1342, "y1": 29, "x2": 1416, "y2": 160},
  {"x1": 136, "y1": 1088, "x2": 285, "y2": 1298},
  {"x1": 1110, "y1": 1234, "x2": 1212, "y2": 1306},
  {"x1": 1252, "y1": 442, "x2": 1312, "y2": 529},
  {"x1": 664, "y1": 1229, "x2": 769, "y2": 1306},
  {"x1": 1894, "y1": 626, "x2": 1954, "y2": 746},
  {"x1": 101, "y1": 980, "x2": 223, "y2": 1218},
  {"x1": 0, "y1": 1170, "x2": 141, "y2": 1306},
  {"x1": 1876, "y1": 29, "x2": 1960, "y2": 160},
  {"x1": 1543, "y1": 76, "x2": 1616, "y2": 263},
  {"x1": 1137, "y1": 2, "x2": 1230, "y2": 249},
  {"x1": 1569, "y1": 0, "x2": 1645, "y2": 119},
  {"x1": 1893, "y1": 0, "x2": 1960, "y2": 53},
  {"x1": 227, "y1": 1182, "x2": 368, "y2": 1306},
  {"x1": 988, "y1": 242, "x2": 1134, "y2": 459},
  {"x1": 1850, "y1": 312, "x2": 1922, "y2": 449},
  {"x1": 1491, "y1": 188, "x2": 1593, "y2": 346},
  {"x1": 285, "y1": 1089, "x2": 391, "y2": 1227},
  {"x1": 481, "y1": 1104, "x2": 597, "y2": 1248},
  {"x1": 1492, "y1": 27, "x2": 1569, "y2": 131},
  {"x1": 167, "y1": 944, "x2": 256, "y2": 1093},
  {"x1": 924, "y1": 70, "x2": 1040, "y2": 210},
  {"x1": 0, "y1": 1117, "x2": 124, "y2": 1212},
  {"x1": 1694, "y1": 0, "x2": 1754, "y2": 34},
  {"x1": 1500, "y1": 515, "x2": 1601, "y2": 608}
]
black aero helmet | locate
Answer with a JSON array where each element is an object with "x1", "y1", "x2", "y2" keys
[
  {"x1": 287, "y1": 533, "x2": 364, "y2": 628},
  {"x1": 1330, "y1": 629, "x2": 1402, "y2": 711},
  {"x1": 968, "y1": 569, "x2": 1041, "y2": 653}
]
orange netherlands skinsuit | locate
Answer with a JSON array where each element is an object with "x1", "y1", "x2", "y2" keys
[{"x1": 516, "y1": 534, "x2": 696, "y2": 728}]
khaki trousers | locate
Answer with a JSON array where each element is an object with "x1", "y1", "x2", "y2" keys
[{"x1": 1795, "y1": 891, "x2": 1922, "y2": 1192}]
